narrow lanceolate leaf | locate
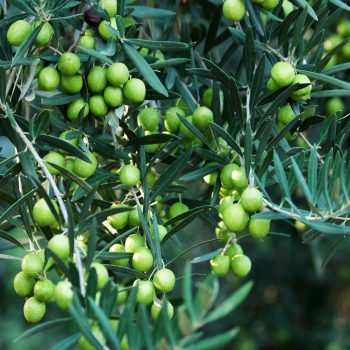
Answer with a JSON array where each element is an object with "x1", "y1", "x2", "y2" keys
[
  {"x1": 298, "y1": 69, "x2": 350, "y2": 90},
  {"x1": 36, "y1": 135, "x2": 90, "y2": 162},
  {"x1": 122, "y1": 42, "x2": 168, "y2": 96},
  {"x1": 14, "y1": 318, "x2": 72, "y2": 342},
  {"x1": 0, "y1": 229, "x2": 24, "y2": 248},
  {"x1": 77, "y1": 46, "x2": 113, "y2": 64},
  {"x1": 151, "y1": 213, "x2": 163, "y2": 270},
  {"x1": 308, "y1": 146, "x2": 318, "y2": 199},
  {"x1": 291, "y1": 157, "x2": 314, "y2": 205},
  {"x1": 329, "y1": 0, "x2": 350, "y2": 11},
  {"x1": 183, "y1": 328, "x2": 239, "y2": 350},
  {"x1": 88, "y1": 298, "x2": 121, "y2": 350},
  {"x1": 203, "y1": 281, "x2": 253, "y2": 324},
  {"x1": 209, "y1": 122, "x2": 243, "y2": 156},
  {"x1": 29, "y1": 110, "x2": 50, "y2": 139},
  {"x1": 126, "y1": 39, "x2": 191, "y2": 52},
  {"x1": 41, "y1": 93, "x2": 81, "y2": 106},
  {"x1": 127, "y1": 5, "x2": 175, "y2": 18},
  {"x1": 243, "y1": 28, "x2": 256, "y2": 84},
  {"x1": 150, "y1": 148, "x2": 192, "y2": 201},
  {"x1": 0, "y1": 188, "x2": 36, "y2": 225},
  {"x1": 273, "y1": 152, "x2": 291, "y2": 198}
]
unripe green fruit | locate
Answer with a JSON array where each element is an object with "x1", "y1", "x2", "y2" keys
[
  {"x1": 89, "y1": 95, "x2": 109, "y2": 117},
  {"x1": 67, "y1": 98, "x2": 89, "y2": 120},
  {"x1": 109, "y1": 244, "x2": 129, "y2": 266},
  {"x1": 267, "y1": 78, "x2": 279, "y2": 92},
  {"x1": 73, "y1": 152, "x2": 97, "y2": 178},
  {"x1": 179, "y1": 115, "x2": 196, "y2": 141},
  {"x1": 324, "y1": 34, "x2": 342, "y2": 52},
  {"x1": 192, "y1": 106, "x2": 214, "y2": 130},
  {"x1": 202, "y1": 87, "x2": 224, "y2": 110},
  {"x1": 240, "y1": 187, "x2": 264, "y2": 212},
  {"x1": 43, "y1": 151, "x2": 65, "y2": 175},
  {"x1": 125, "y1": 233, "x2": 145, "y2": 253},
  {"x1": 153, "y1": 268, "x2": 176, "y2": 293},
  {"x1": 91, "y1": 262, "x2": 109, "y2": 289},
  {"x1": 282, "y1": 0, "x2": 294, "y2": 16},
  {"x1": 23, "y1": 297, "x2": 46, "y2": 323},
  {"x1": 224, "y1": 243, "x2": 244, "y2": 258},
  {"x1": 326, "y1": 97, "x2": 345, "y2": 115},
  {"x1": 60, "y1": 74, "x2": 83, "y2": 94},
  {"x1": 123, "y1": 78, "x2": 146, "y2": 104},
  {"x1": 278, "y1": 104, "x2": 296, "y2": 124},
  {"x1": 116, "y1": 284, "x2": 128, "y2": 305},
  {"x1": 220, "y1": 164, "x2": 237, "y2": 189},
  {"x1": 59, "y1": 131, "x2": 79, "y2": 155},
  {"x1": 218, "y1": 196, "x2": 236, "y2": 215},
  {"x1": 107, "y1": 203, "x2": 129, "y2": 230},
  {"x1": 248, "y1": 218, "x2": 270, "y2": 239},
  {"x1": 139, "y1": 47, "x2": 149, "y2": 57},
  {"x1": 13, "y1": 271, "x2": 35, "y2": 297},
  {"x1": 7, "y1": 20, "x2": 32, "y2": 46},
  {"x1": 99, "y1": 0, "x2": 118, "y2": 17},
  {"x1": 87, "y1": 66, "x2": 107, "y2": 92},
  {"x1": 78, "y1": 34, "x2": 95, "y2": 51},
  {"x1": 231, "y1": 254, "x2": 252, "y2": 277},
  {"x1": 98, "y1": 18, "x2": 118, "y2": 41},
  {"x1": 291, "y1": 74, "x2": 312, "y2": 99},
  {"x1": 121, "y1": 335, "x2": 130, "y2": 350},
  {"x1": 164, "y1": 107, "x2": 185, "y2": 132},
  {"x1": 132, "y1": 247, "x2": 154, "y2": 272},
  {"x1": 32, "y1": 198, "x2": 59, "y2": 227},
  {"x1": 58, "y1": 53, "x2": 80, "y2": 76},
  {"x1": 119, "y1": 164, "x2": 140, "y2": 186},
  {"x1": 223, "y1": 0, "x2": 245, "y2": 22},
  {"x1": 103, "y1": 86, "x2": 124, "y2": 107},
  {"x1": 128, "y1": 205, "x2": 148, "y2": 227},
  {"x1": 337, "y1": 19, "x2": 350, "y2": 38},
  {"x1": 150, "y1": 224, "x2": 167, "y2": 242},
  {"x1": 210, "y1": 255, "x2": 230, "y2": 276},
  {"x1": 169, "y1": 202, "x2": 189, "y2": 219},
  {"x1": 215, "y1": 221, "x2": 229, "y2": 243},
  {"x1": 55, "y1": 280, "x2": 73, "y2": 310},
  {"x1": 222, "y1": 203, "x2": 249, "y2": 233},
  {"x1": 203, "y1": 171, "x2": 218, "y2": 186},
  {"x1": 34, "y1": 279, "x2": 55, "y2": 302},
  {"x1": 176, "y1": 98, "x2": 191, "y2": 116},
  {"x1": 151, "y1": 300, "x2": 174, "y2": 320},
  {"x1": 38, "y1": 67, "x2": 60, "y2": 91},
  {"x1": 107, "y1": 62, "x2": 129, "y2": 86},
  {"x1": 261, "y1": 0, "x2": 279, "y2": 10},
  {"x1": 137, "y1": 108, "x2": 159, "y2": 131},
  {"x1": 146, "y1": 172, "x2": 157, "y2": 187},
  {"x1": 271, "y1": 62, "x2": 295, "y2": 87},
  {"x1": 342, "y1": 41, "x2": 350, "y2": 58},
  {"x1": 134, "y1": 280, "x2": 155, "y2": 305},
  {"x1": 231, "y1": 166, "x2": 248, "y2": 190},
  {"x1": 48, "y1": 234, "x2": 70, "y2": 261},
  {"x1": 34, "y1": 21, "x2": 54, "y2": 47}
]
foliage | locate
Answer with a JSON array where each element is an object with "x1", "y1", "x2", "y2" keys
[{"x1": 1, "y1": 0, "x2": 350, "y2": 349}]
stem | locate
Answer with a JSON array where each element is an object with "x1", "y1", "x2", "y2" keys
[{"x1": 299, "y1": 132, "x2": 324, "y2": 165}]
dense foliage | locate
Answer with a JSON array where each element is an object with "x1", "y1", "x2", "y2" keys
[{"x1": 1, "y1": 0, "x2": 350, "y2": 349}]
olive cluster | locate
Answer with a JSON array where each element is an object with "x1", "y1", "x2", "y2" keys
[
  {"x1": 204, "y1": 163, "x2": 270, "y2": 278},
  {"x1": 13, "y1": 234, "x2": 73, "y2": 323}
]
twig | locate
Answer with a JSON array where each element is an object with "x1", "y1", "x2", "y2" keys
[{"x1": 299, "y1": 132, "x2": 324, "y2": 165}]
